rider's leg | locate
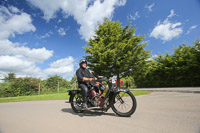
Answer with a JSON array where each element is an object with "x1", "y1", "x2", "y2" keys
[{"x1": 79, "y1": 84, "x2": 88, "y2": 108}]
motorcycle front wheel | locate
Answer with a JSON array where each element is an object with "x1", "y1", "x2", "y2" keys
[
  {"x1": 70, "y1": 94, "x2": 84, "y2": 113},
  {"x1": 111, "y1": 91, "x2": 137, "y2": 117}
]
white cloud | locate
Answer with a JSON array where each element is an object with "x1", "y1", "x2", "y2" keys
[
  {"x1": 0, "y1": 55, "x2": 41, "y2": 75},
  {"x1": 0, "y1": 39, "x2": 53, "y2": 62},
  {"x1": 50, "y1": 56, "x2": 74, "y2": 68},
  {"x1": 145, "y1": 3, "x2": 155, "y2": 12},
  {"x1": 8, "y1": 6, "x2": 20, "y2": 13},
  {"x1": 39, "y1": 31, "x2": 53, "y2": 39},
  {"x1": 44, "y1": 56, "x2": 75, "y2": 76},
  {"x1": 27, "y1": 0, "x2": 127, "y2": 41},
  {"x1": 44, "y1": 66, "x2": 74, "y2": 76},
  {"x1": 0, "y1": 5, "x2": 76, "y2": 80},
  {"x1": 57, "y1": 19, "x2": 62, "y2": 23},
  {"x1": 167, "y1": 10, "x2": 176, "y2": 18},
  {"x1": 27, "y1": 0, "x2": 64, "y2": 21},
  {"x1": 0, "y1": 5, "x2": 55, "y2": 79},
  {"x1": 186, "y1": 25, "x2": 198, "y2": 34},
  {"x1": 150, "y1": 10, "x2": 183, "y2": 42},
  {"x1": 146, "y1": 54, "x2": 158, "y2": 61},
  {"x1": 0, "y1": 6, "x2": 53, "y2": 62},
  {"x1": 128, "y1": 11, "x2": 140, "y2": 21},
  {"x1": 0, "y1": 55, "x2": 76, "y2": 79},
  {"x1": 0, "y1": 5, "x2": 36, "y2": 40},
  {"x1": 57, "y1": 27, "x2": 66, "y2": 36}
]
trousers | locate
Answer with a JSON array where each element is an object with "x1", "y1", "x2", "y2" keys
[{"x1": 79, "y1": 84, "x2": 88, "y2": 102}]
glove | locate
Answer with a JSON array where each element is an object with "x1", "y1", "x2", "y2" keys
[
  {"x1": 89, "y1": 78, "x2": 94, "y2": 81},
  {"x1": 83, "y1": 77, "x2": 94, "y2": 82}
]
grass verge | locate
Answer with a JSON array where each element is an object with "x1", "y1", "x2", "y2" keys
[
  {"x1": 0, "y1": 90, "x2": 150, "y2": 103},
  {"x1": 131, "y1": 90, "x2": 150, "y2": 96}
]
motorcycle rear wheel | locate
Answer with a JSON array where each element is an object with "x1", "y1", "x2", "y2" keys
[
  {"x1": 70, "y1": 94, "x2": 84, "y2": 113},
  {"x1": 111, "y1": 91, "x2": 137, "y2": 117}
]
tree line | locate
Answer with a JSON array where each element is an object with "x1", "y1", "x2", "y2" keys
[
  {"x1": 0, "y1": 74, "x2": 75, "y2": 97},
  {"x1": 134, "y1": 40, "x2": 200, "y2": 87}
]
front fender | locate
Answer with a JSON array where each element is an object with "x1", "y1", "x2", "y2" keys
[
  {"x1": 110, "y1": 88, "x2": 130, "y2": 105},
  {"x1": 113, "y1": 87, "x2": 130, "y2": 94}
]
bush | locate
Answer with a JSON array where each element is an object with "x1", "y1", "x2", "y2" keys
[
  {"x1": 0, "y1": 77, "x2": 40, "y2": 97},
  {"x1": 0, "y1": 82, "x2": 13, "y2": 97}
]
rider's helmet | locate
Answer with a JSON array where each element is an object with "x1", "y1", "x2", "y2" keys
[{"x1": 79, "y1": 59, "x2": 87, "y2": 67}]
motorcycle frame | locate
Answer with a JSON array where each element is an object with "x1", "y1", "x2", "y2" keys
[{"x1": 67, "y1": 82, "x2": 130, "y2": 110}]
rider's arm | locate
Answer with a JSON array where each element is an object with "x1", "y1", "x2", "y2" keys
[{"x1": 83, "y1": 77, "x2": 94, "y2": 82}]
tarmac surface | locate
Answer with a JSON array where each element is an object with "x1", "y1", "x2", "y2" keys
[
  {"x1": 133, "y1": 87, "x2": 200, "y2": 93},
  {"x1": 0, "y1": 87, "x2": 200, "y2": 133}
]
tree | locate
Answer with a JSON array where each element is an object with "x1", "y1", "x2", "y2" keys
[
  {"x1": 70, "y1": 74, "x2": 77, "y2": 85},
  {"x1": 45, "y1": 75, "x2": 71, "y2": 91},
  {"x1": 135, "y1": 39, "x2": 200, "y2": 87},
  {"x1": 4, "y1": 73, "x2": 16, "y2": 82},
  {"x1": 60, "y1": 79, "x2": 71, "y2": 88},
  {"x1": 45, "y1": 75, "x2": 62, "y2": 90},
  {"x1": 84, "y1": 19, "x2": 150, "y2": 87},
  {"x1": 70, "y1": 74, "x2": 78, "y2": 89}
]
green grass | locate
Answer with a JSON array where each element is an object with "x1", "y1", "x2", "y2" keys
[
  {"x1": 0, "y1": 90, "x2": 150, "y2": 103},
  {"x1": 131, "y1": 90, "x2": 150, "y2": 96},
  {"x1": 118, "y1": 90, "x2": 150, "y2": 97},
  {"x1": 0, "y1": 93, "x2": 70, "y2": 103}
]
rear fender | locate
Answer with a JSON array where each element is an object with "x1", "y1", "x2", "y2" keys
[
  {"x1": 67, "y1": 90, "x2": 81, "y2": 95},
  {"x1": 67, "y1": 90, "x2": 81, "y2": 103}
]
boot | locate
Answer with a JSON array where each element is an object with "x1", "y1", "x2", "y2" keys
[
  {"x1": 82, "y1": 97, "x2": 88, "y2": 109},
  {"x1": 82, "y1": 103, "x2": 88, "y2": 109}
]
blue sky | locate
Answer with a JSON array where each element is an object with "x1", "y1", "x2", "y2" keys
[{"x1": 0, "y1": 0, "x2": 199, "y2": 81}]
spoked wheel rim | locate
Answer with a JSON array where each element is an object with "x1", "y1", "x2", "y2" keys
[
  {"x1": 113, "y1": 91, "x2": 134, "y2": 114},
  {"x1": 72, "y1": 94, "x2": 83, "y2": 112}
]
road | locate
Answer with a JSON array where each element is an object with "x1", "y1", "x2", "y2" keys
[
  {"x1": 133, "y1": 87, "x2": 200, "y2": 93},
  {"x1": 0, "y1": 88, "x2": 200, "y2": 133}
]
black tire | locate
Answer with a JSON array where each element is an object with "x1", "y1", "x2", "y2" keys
[
  {"x1": 111, "y1": 91, "x2": 137, "y2": 117},
  {"x1": 70, "y1": 94, "x2": 84, "y2": 113}
]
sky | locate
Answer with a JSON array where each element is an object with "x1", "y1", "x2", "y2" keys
[{"x1": 0, "y1": 0, "x2": 199, "y2": 81}]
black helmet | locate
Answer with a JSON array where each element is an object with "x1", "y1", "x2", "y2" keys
[{"x1": 79, "y1": 59, "x2": 87, "y2": 67}]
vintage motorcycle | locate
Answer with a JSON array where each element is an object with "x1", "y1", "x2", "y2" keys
[{"x1": 67, "y1": 76, "x2": 137, "y2": 117}]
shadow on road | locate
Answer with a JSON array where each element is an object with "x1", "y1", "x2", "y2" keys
[{"x1": 61, "y1": 108, "x2": 117, "y2": 117}]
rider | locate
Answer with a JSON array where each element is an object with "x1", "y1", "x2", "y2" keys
[{"x1": 76, "y1": 59, "x2": 96, "y2": 108}]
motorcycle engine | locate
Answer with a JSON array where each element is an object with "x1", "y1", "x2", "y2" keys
[{"x1": 91, "y1": 93, "x2": 101, "y2": 107}]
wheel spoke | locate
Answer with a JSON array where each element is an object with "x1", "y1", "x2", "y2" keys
[{"x1": 113, "y1": 92, "x2": 134, "y2": 114}]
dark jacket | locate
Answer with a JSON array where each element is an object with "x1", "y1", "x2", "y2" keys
[{"x1": 76, "y1": 67, "x2": 94, "y2": 86}]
